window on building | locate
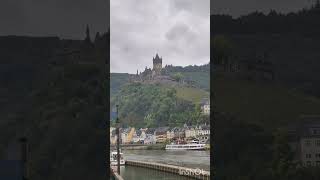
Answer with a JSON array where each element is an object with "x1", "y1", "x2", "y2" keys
[
  {"x1": 306, "y1": 154, "x2": 312, "y2": 158},
  {"x1": 306, "y1": 161, "x2": 311, "y2": 166},
  {"x1": 305, "y1": 140, "x2": 311, "y2": 146}
]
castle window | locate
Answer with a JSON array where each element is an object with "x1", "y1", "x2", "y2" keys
[
  {"x1": 306, "y1": 161, "x2": 311, "y2": 166},
  {"x1": 305, "y1": 140, "x2": 312, "y2": 147}
]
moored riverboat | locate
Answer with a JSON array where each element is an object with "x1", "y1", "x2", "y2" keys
[{"x1": 165, "y1": 143, "x2": 206, "y2": 150}]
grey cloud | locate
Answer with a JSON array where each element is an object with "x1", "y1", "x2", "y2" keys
[
  {"x1": 111, "y1": 0, "x2": 210, "y2": 73},
  {"x1": 165, "y1": 23, "x2": 195, "y2": 42},
  {"x1": 0, "y1": 0, "x2": 108, "y2": 39}
]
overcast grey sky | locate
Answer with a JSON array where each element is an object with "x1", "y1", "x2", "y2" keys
[
  {"x1": 0, "y1": 0, "x2": 108, "y2": 39},
  {"x1": 0, "y1": 0, "x2": 313, "y2": 39},
  {"x1": 212, "y1": 0, "x2": 313, "y2": 17},
  {"x1": 111, "y1": 0, "x2": 210, "y2": 73}
]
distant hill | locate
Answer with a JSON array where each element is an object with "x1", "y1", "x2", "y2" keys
[
  {"x1": 110, "y1": 73, "x2": 129, "y2": 95},
  {"x1": 0, "y1": 34, "x2": 108, "y2": 180},
  {"x1": 175, "y1": 86, "x2": 209, "y2": 104},
  {"x1": 213, "y1": 74, "x2": 320, "y2": 129},
  {"x1": 111, "y1": 82, "x2": 209, "y2": 128},
  {"x1": 212, "y1": 5, "x2": 320, "y2": 97},
  {"x1": 110, "y1": 63, "x2": 210, "y2": 98},
  {"x1": 211, "y1": 3, "x2": 320, "y2": 36}
]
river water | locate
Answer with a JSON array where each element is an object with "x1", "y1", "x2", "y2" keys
[
  {"x1": 114, "y1": 150, "x2": 210, "y2": 179},
  {"x1": 123, "y1": 150, "x2": 210, "y2": 171},
  {"x1": 118, "y1": 166, "x2": 195, "y2": 180}
]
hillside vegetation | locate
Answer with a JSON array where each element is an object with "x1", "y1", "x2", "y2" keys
[
  {"x1": 110, "y1": 63, "x2": 210, "y2": 98},
  {"x1": 213, "y1": 3, "x2": 320, "y2": 179},
  {"x1": 175, "y1": 86, "x2": 209, "y2": 104},
  {"x1": 111, "y1": 83, "x2": 209, "y2": 128},
  {"x1": 214, "y1": 75, "x2": 320, "y2": 129},
  {"x1": 0, "y1": 35, "x2": 108, "y2": 180},
  {"x1": 110, "y1": 73, "x2": 129, "y2": 95},
  {"x1": 109, "y1": 63, "x2": 210, "y2": 128}
]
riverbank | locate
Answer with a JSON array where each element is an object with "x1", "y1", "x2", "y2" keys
[
  {"x1": 123, "y1": 149, "x2": 210, "y2": 171},
  {"x1": 112, "y1": 143, "x2": 211, "y2": 150}
]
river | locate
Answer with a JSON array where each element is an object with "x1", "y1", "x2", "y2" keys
[
  {"x1": 123, "y1": 150, "x2": 210, "y2": 171},
  {"x1": 114, "y1": 150, "x2": 210, "y2": 179}
]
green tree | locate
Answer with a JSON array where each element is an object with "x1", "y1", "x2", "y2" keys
[
  {"x1": 172, "y1": 72, "x2": 184, "y2": 82},
  {"x1": 144, "y1": 113, "x2": 156, "y2": 128},
  {"x1": 213, "y1": 35, "x2": 234, "y2": 67},
  {"x1": 271, "y1": 129, "x2": 295, "y2": 180}
]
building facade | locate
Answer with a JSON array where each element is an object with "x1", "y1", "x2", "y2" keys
[
  {"x1": 289, "y1": 116, "x2": 320, "y2": 166},
  {"x1": 152, "y1": 53, "x2": 162, "y2": 77}
]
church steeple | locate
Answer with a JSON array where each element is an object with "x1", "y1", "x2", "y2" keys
[{"x1": 85, "y1": 24, "x2": 91, "y2": 43}]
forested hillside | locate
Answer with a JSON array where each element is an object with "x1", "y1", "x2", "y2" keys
[
  {"x1": 212, "y1": 4, "x2": 320, "y2": 97},
  {"x1": 110, "y1": 63, "x2": 210, "y2": 128},
  {"x1": 0, "y1": 35, "x2": 108, "y2": 180},
  {"x1": 110, "y1": 63, "x2": 210, "y2": 98},
  {"x1": 212, "y1": 3, "x2": 320, "y2": 179},
  {"x1": 111, "y1": 83, "x2": 209, "y2": 128}
]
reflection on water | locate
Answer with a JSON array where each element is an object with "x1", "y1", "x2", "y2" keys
[
  {"x1": 123, "y1": 150, "x2": 210, "y2": 171},
  {"x1": 120, "y1": 165, "x2": 195, "y2": 180}
]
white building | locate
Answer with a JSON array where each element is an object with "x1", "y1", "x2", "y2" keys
[
  {"x1": 144, "y1": 134, "x2": 157, "y2": 144},
  {"x1": 200, "y1": 99, "x2": 210, "y2": 115},
  {"x1": 288, "y1": 116, "x2": 320, "y2": 167},
  {"x1": 120, "y1": 128, "x2": 130, "y2": 144},
  {"x1": 185, "y1": 127, "x2": 196, "y2": 138}
]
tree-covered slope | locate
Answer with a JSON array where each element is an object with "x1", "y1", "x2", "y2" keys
[
  {"x1": 213, "y1": 75, "x2": 320, "y2": 129},
  {"x1": 110, "y1": 63, "x2": 210, "y2": 99},
  {"x1": 0, "y1": 35, "x2": 108, "y2": 180},
  {"x1": 111, "y1": 83, "x2": 209, "y2": 128},
  {"x1": 110, "y1": 73, "x2": 129, "y2": 96}
]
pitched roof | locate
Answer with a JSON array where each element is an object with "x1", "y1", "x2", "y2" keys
[
  {"x1": 288, "y1": 115, "x2": 320, "y2": 138},
  {"x1": 153, "y1": 53, "x2": 162, "y2": 64},
  {"x1": 135, "y1": 130, "x2": 142, "y2": 136},
  {"x1": 200, "y1": 98, "x2": 210, "y2": 106},
  {"x1": 146, "y1": 128, "x2": 156, "y2": 134}
]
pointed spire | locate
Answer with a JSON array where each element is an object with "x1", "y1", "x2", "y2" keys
[
  {"x1": 85, "y1": 24, "x2": 91, "y2": 43},
  {"x1": 95, "y1": 32, "x2": 100, "y2": 43}
]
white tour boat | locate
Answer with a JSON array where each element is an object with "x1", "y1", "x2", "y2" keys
[
  {"x1": 110, "y1": 150, "x2": 125, "y2": 166},
  {"x1": 165, "y1": 142, "x2": 206, "y2": 150}
]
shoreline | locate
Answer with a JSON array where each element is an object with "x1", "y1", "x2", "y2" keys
[{"x1": 111, "y1": 144, "x2": 210, "y2": 151}]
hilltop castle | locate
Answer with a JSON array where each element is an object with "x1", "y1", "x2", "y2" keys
[
  {"x1": 152, "y1": 53, "x2": 162, "y2": 77},
  {"x1": 129, "y1": 53, "x2": 175, "y2": 84}
]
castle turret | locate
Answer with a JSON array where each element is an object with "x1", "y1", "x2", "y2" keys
[
  {"x1": 85, "y1": 24, "x2": 91, "y2": 44},
  {"x1": 152, "y1": 53, "x2": 162, "y2": 76}
]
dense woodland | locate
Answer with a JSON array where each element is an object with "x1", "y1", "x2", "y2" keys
[
  {"x1": 1, "y1": 33, "x2": 108, "y2": 179},
  {"x1": 212, "y1": 1, "x2": 320, "y2": 36},
  {"x1": 111, "y1": 83, "x2": 209, "y2": 128},
  {"x1": 212, "y1": 2, "x2": 320, "y2": 179},
  {"x1": 110, "y1": 63, "x2": 210, "y2": 128}
]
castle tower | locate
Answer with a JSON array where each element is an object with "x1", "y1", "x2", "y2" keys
[
  {"x1": 152, "y1": 53, "x2": 162, "y2": 76},
  {"x1": 85, "y1": 24, "x2": 91, "y2": 43}
]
